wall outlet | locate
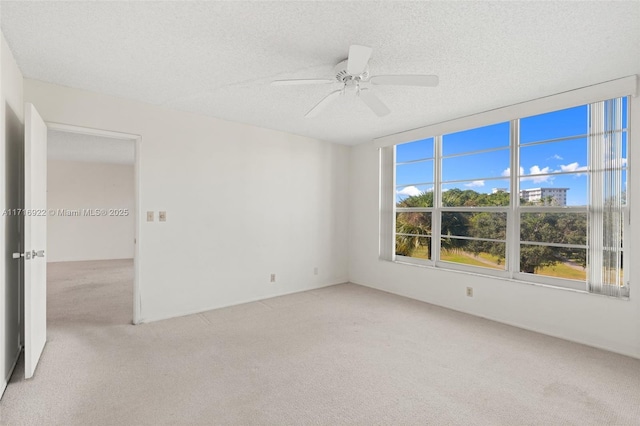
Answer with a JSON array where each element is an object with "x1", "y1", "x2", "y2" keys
[
  {"x1": 146, "y1": 211, "x2": 154, "y2": 222},
  {"x1": 313, "y1": 267, "x2": 318, "y2": 275},
  {"x1": 270, "y1": 273, "x2": 276, "y2": 283},
  {"x1": 159, "y1": 211, "x2": 167, "y2": 222},
  {"x1": 466, "y1": 287, "x2": 473, "y2": 297}
]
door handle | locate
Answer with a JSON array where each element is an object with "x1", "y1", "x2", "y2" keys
[
  {"x1": 11, "y1": 250, "x2": 44, "y2": 260},
  {"x1": 13, "y1": 251, "x2": 31, "y2": 260}
]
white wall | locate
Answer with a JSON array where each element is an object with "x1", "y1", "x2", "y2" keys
[
  {"x1": 1, "y1": 32, "x2": 24, "y2": 397},
  {"x1": 24, "y1": 79, "x2": 350, "y2": 323},
  {"x1": 47, "y1": 160, "x2": 134, "y2": 262},
  {"x1": 348, "y1": 94, "x2": 640, "y2": 359}
]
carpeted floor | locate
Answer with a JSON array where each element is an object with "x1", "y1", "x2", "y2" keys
[{"x1": 1, "y1": 259, "x2": 639, "y2": 425}]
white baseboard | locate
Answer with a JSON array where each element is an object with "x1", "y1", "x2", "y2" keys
[{"x1": 138, "y1": 280, "x2": 348, "y2": 324}]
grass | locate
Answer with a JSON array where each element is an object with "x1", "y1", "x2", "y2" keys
[
  {"x1": 440, "y1": 252, "x2": 499, "y2": 269},
  {"x1": 411, "y1": 245, "x2": 430, "y2": 260},
  {"x1": 535, "y1": 263, "x2": 586, "y2": 280},
  {"x1": 476, "y1": 252, "x2": 505, "y2": 266},
  {"x1": 405, "y1": 247, "x2": 589, "y2": 280}
]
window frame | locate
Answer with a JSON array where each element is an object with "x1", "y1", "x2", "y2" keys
[
  {"x1": 394, "y1": 138, "x2": 436, "y2": 266},
  {"x1": 383, "y1": 78, "x2": 634, "y2": 294},
  {"x1": 513, "y1": 112, "x2": 591, "y2": 290}
]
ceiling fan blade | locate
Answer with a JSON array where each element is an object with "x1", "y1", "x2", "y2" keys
[
  {"x1": 359, "y1": 89, "x2": 390, "y2": 117},
  {"x1": 305, "y1": 90, "x2": 343, "y2": 118},
  {"x1": 271, "y1": 79, "x2": 335, "y2": 86},
  {"x1": 347, "y1": 45, "x2": 373, "y2": 75},
  {"x1": 370, "y1": 75, "x2": 439, "y2": 87}
]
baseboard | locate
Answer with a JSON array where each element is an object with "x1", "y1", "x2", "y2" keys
[
  {"x1": 1, "y1": 345, "x2": 22, "y2": 400},
  {"x1": 350, "y1": 280, "x2": 640, "y2": 360},
  {"x1": 138, "y1": 279, "x2": 349, "y2": 324},
  {"x1": 47, "y1": 257, "x2": 134, "y2": 264}
]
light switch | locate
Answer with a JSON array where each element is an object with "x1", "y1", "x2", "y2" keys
[
  {"x1": 159, "y1": 211, "x2": 167, "y2": 222},
  {"x1": 147, "y1": 211, "x2": 154, "y2": 222}
]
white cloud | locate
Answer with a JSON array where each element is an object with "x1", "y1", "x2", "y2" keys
[
  {"x1": 560, "y1": 162, "x2": 587, "y2": 173},
  {"x1": 506, "y1": 165, "x2": 552, "y2": 182},
  {"x1": 502, "y1": 166, "x2": 524, "y2": 177},
  {"x1": 396, "y1": 186, "x2": 422, "y2": 197},
  {"x1": 528, "y1": 165, "x2": 550, "y2": 175},
  {"x1": 551, "y1": 154, "x2": 563, "y2": 160},
  {"x1": 464, "y1": 180, "x2": 485, "y2": 188},
  {"x1": 525, "y1": 165, "x2": 553, "y2": 183},
  {"x1": 506, "y1": 165, "x2": 553, "y2": 183}
]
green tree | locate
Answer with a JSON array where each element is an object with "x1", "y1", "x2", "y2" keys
[
  {"x1": 395, "y1": 212, "x2": 432, "y2": 258},
  {"x1": 467, "y1": 212, "x2": 507, "y2": 262},
  {"x1": 395, "y1": 189, "x2": 587, "y2": 275},
  {"x1": 519, "y1": 210, "x2": 587, "y2": 273}
]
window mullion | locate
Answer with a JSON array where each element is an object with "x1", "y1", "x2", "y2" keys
[
  {"x1": 433, "y1": 135, "x2": 442, "y2": 262},
  {"x1": 508, "y1": 119, "x2": 520, "y2": 278}
]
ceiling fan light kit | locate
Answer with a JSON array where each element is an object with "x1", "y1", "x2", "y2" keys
[{"x1": 272, "y1": 45, "x2": 438, "y2": 118}]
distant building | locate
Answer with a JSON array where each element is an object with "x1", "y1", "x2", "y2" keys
[{"x1": 519, "y1": 187, "x2": 569, "y2": 206}]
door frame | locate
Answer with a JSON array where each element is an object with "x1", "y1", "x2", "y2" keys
[{"x1": 45, "y1": 122, "x2": 143, "y2": 325}]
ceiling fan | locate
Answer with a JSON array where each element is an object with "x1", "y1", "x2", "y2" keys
[{"x1": 271, "y1": 45, "x2": 438, "y2": 118}]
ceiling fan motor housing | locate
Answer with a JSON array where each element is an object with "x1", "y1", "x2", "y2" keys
[{"x1": 334, "y1": 59, "x2": 369, "y2": 83}]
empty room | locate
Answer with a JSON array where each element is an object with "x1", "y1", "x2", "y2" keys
[{"x1": 1, "y1": 2, "x2": 639, "y2": 425}]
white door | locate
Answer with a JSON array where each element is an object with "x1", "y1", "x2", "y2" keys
[{"x1": 24, "y1": 103, "x2": 47, "y2": 379}]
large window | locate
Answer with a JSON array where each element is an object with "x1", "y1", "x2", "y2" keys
[{"x1": 391, "y1": 96, "x2": 629, "y2": 295}]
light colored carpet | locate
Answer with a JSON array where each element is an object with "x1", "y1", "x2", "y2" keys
[{"x1": 1, "y1": 259, "x2": 639, "y2": 425}]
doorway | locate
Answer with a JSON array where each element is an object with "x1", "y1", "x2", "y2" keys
[{"x1": 45, "y1": 123, "x2": 141, "y2": 324}]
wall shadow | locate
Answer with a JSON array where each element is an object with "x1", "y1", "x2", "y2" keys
[{"x1": 4, "y1": 100, "x2": 24, "y2": 381}]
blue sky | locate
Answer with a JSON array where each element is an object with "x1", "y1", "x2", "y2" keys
[{"x1": 396, "y1": 98, "x2": 628, "y2": 206}]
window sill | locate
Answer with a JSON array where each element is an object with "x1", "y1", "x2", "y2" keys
[{"x1": 386, "y1": 258, "x2": 630, "y2": 301}]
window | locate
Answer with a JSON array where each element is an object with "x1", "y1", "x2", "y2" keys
[
  {"x1": 395, "y1": 138, "x2": 434, "y2": 263},
  {"x1": 440, "y1": 122, "x2": 509, "y2": 270},
  {"x1": 518, "y1": 104, "x2": 589, "y2": 283},
  {"x1": 390, "y1": 96, "x2": 629, "y2": 296}
]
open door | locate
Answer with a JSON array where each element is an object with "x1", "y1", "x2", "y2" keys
[{"x1": 23, "y1": 103, "x2": 47, "y2": 379}]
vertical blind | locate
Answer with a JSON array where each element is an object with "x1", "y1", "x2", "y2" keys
[
  {"x1": 379, "y1": 146, "x2": 395, "y2": 261},
  {"x1": 588, "y1": 98, "x2": 627, "y2": 297}
]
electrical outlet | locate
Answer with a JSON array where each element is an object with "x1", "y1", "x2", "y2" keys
[
  {"x1": 314, "y1": 267, "x2": 318, "y2": 275},
  {"x1": 159, "y1": 211, "x2": 167, "y2": 222},
  {"x1": 146, "y1": 211, "x2": 154, "y2": 222},
  {"x1": 270, "y1": 274, "x2": 276, "y2": 283},
  {"x1": 466, "y1": 287, "x2": 473, "y2": 297}
]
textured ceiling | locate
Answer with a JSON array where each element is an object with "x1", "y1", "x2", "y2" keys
[
  {"x1": 48, "y1": 130, "x2": 134, "y2": 165},
  {"x1": 2, "y1": 1, "x2": 639, "y2": 145}
]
